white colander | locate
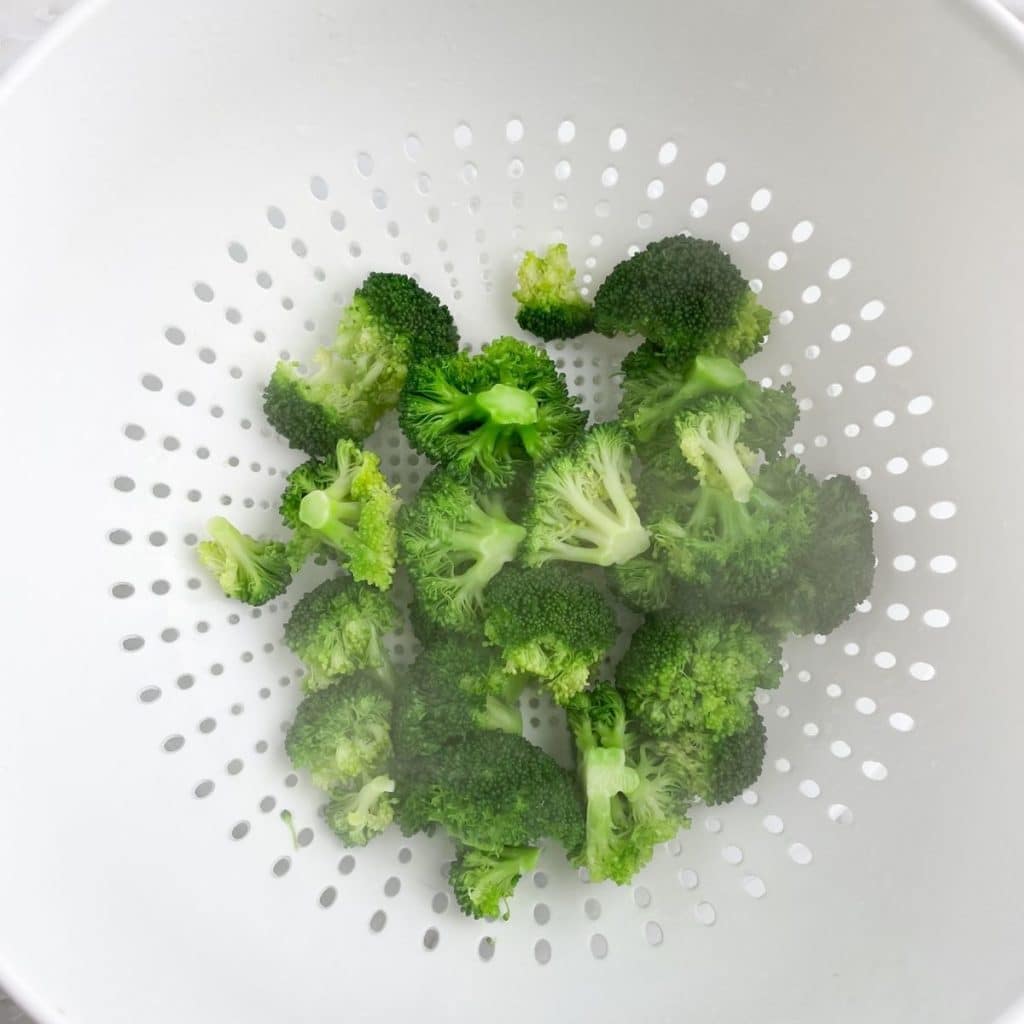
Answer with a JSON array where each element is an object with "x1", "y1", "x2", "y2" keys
[{"x1": 2, "y1": 2, "x2": 1024, "y2": 1022}]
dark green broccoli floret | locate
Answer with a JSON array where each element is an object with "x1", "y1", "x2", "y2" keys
[
  {"x1": 391, "y1": 638, "x2": 525, "y2": 758},
  {"x1": 483, "y1": 565, "x2": 617, "y2": 705},
  {"x1": 325, "y1": 774, "x2": 396, "y2": 846},
  {"x1": 197, "y1": 516, "x2": 292, "y2": 605},
  {"x1": 283, "y1": 577, "x2": 397, "y2": 692},
  {"x1": 449, "y1": 844, "x2": 539, "y2": 920},
  {"x1": 285, "y1": 677, "x2": 392, "y2": 790},
  {"x1": 593, "y1": 235, "x2": 771, "y2": 362},
  {"x1": 762, "y1": 474, "x2": 875, "y2": 635},
  {"x1": 522, "y1": 423, "x2": 651, "y2": 568},
  {"x1": 398, "y1": 336, "x2": 587, "y2": 485},
  {"x1": 513, "y1": 244, "x2": 594, "y2": 341},
  {"x1": 616, "y1": 613, "x2": 780, "y2": 741},
  {"x1": 264, "y1": 272, "x2": 458, "y2": 456},
  {"x1": 279, "y1": 438, "x2": 398, "y2": 589},
  {"x1": 398, "y1": 467, "x2": 526, "y2": 634},
  {"x1": 395, "y1": 730, "x2": 585, "y2": 856},
  {"x1": 673, "y1": 706, "x2": 767, "y2": 805}
]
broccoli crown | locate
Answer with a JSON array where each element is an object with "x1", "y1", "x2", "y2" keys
[
  {"x1": 395, "y1": 730, "x2": 585, "y2": 855},
  {"x1": 616, "y1": 613, "x2": 781, "y2": 741},
  {"x1": 593, "y1": 235, "x2": 771, "y2": 362},
  {"x1": 284, "y1": 677, "x2": 393, "y2": 790},
  {"x1": 398, "y1": 467, "x2": 526, "y2": 633},
  {"x1": 282, "y1": 577, "x2": 397, "y2": 692},
  {"x1": 325, "y1": 774, "x2": 396, "y2": 847},
  {"x1": 627, "y1": 739, "x2": 694, "y2": 844},
  {"x1": 483, "y1": 565, "x2": 618, "y2": 705},
  {"x1": 649, "y1": 455, "x2": 818, "y2": 605},
  {"x1": 263, "y1": 272, "x2": 458, "y2": 456},
  {"x1": 197, "y1": 516, "x2": 292, "y2": 606},
  {"x1": 522, "y1": 422, "x2": 651, "y2": 568},
  {"x1": 449, "y1": 844, "x2": 539, "y2": 920},
  {"x1": 398, "y1": 335, "x2": 587, "y2": 485},
  {"x1": 513, "y1": 244, "x2": 594, "y2": 341},
  {"x1": 768, "y1": 474, "x2": 875, "y2": 635},
  {"x1": 279, "y1": 438, "x2": 399, "y2": 589},
  {"x1": 733, "y1": 381, "x2": 800, "y2": 460},
  {"x1": 673, "y1": 706, "x2": 767, "y2": 805},
  {"x1": 391, "y1": 638, "x2": 525, "y2": 759}
]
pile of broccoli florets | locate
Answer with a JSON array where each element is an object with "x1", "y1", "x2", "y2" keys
[{"x1": 197, "y1": 236, "x2": 875, "y2": 921}]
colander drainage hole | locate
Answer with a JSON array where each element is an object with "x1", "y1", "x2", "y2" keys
[{"x1": 369, "y1": 909, "x2": 386, "y2": 932}]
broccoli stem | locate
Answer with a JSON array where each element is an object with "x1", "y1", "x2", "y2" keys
[
  {"x1": 702, "y1": 423, "x2": 754, "y2": 503},
  {"x1": 345, "y1": 774, "x2": 396, "y2": 824},
  {"x1": 207, "y1": 516, "x2": 260, "y2": 573},
  {"x1": 474, "y1": 383, "x2": 539, "y2": 426},
  {"x1": 299, "y1": 491, "x2": 364, "y2": 546},
  {"x1": 479, "y1": 694, "x2": 524, "y2": 735},
  {"x1": 555, "y1": 478, "x2": 651, "y2": 566}
]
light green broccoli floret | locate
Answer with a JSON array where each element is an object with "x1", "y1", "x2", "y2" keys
[
  {"x1": 197, "y1": 516, "x2": 291, "y2": 606},
  {"x1": 513, "y1": 244, "x2": 594, "y2": 341}
]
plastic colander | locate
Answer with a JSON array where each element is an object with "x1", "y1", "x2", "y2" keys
[{"x1": 2, "y1": 2, "x2": 1023, "y2": 1022}]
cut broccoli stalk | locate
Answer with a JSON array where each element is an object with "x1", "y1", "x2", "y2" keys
[{"x1": 475, "y1": 382, "x2": 539, "y2": 425}]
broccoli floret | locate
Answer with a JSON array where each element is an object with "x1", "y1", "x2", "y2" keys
[
  {"x1": 566, "y1": 685, "x2": 680, "y2": 885},
  {"x1": 264, "y1": 272, "x2": 458, "y2": 456},
  {"x1": 398, "y1": 467, "x2": 526, "y2": 634},
  {"x1": 394, "y1": 730, "x2": 584, "y2": 856},
  {"x1": 482, "y1": 565, "x2": 617, "y2": 705},
  {"x1": 593, "y1": 235, "x2": 771, "y2": 362},
  {"x1": 620, "y1": 345, "x2": 748, "y2": 444},
  {"x1": 449, "y1": 844, "x2": 539, "y2": 920},
  {"x1": 283, "y1": 577, "x2": 397, "y2": 692},
  {"x1": 673, "y1": 707, "x2": 767, "y2": 805},
  {"x1": 279, "y1": 438, "x2": 399, "y2": 589},
  {"x1": 391, "y1": 638, "x2": 525, "y2": 759},
  {"x1": 649, "y1": 439, "x2": 818, "y2": 606},
  {"x1": 197, "y1": 516, "x2": 292, "y2": 605},
  {"x1": 513, "y1": 244, "x2": 594, "y2": 341},
  {"x1": 522, "y1": 423, "x2": 651, "y2": 568},
  {"x1": 616, "y1": 613, "x2": 780, "y2": 741},
  {"x1": 325, "y1": 774, "x2": 396, "y2": 847},
  {"x1": 621, "y1": 344, "x2": 798, "y2": 464},
  {"x1": 764, "y1": 474, "x2": 875, "y2": 635},
  {"x1": 285, "y1": 677, "x2": 392, "y2": 790},
  {"x1": 398, "y1": 336, "x2": 587, "y2": 485}
]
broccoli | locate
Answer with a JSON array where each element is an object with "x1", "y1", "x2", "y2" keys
[
  {"x1": 282, "y1": 577, "x2": 397, "y2": 692},
  {"x1": 398, "y1": 467, "x2": 526, "y2": 634},
  {"x1": 449, "y1": 844, "x2": 539, "y2": 920},
  {"x1": 197, "y1": 516, "x2": 292, "y2": 605},
  {"x1": 762, "y1": 474, "x2": 875, "y2": 635},
  {"x1": 648, "y1": 423, "x2": 819, "y2": 605},
  {"x1": 512, "y1": 244, "x2": 594, "y2": 341},
  {"x1": 522, "y1": 423, "x2": 651, "y2": 568},
  {"x1": 391, "y1": 638, "x2": 525, "y2": 758},
  {"x1": 284, "y1": 677, "x2": 393, "y2": 790},
  {"x1": 566, "y1": 685, "x2": 687, "y2": 884},
  {"x1": 620, "y1": 344, "x2": 798, "y2": 463},
  {"x1": 616, "y1": 613, "x2": 780, "y2": 741},
  {"x1": 609, "y1": 554, "x2": 676, "y2": 613},
  {"x1": 482, "y1": 565, "x2": 617, "y2": 705},
  {"x1": 394, "y1": 730, "x2": 585, "y2": 857},
  {"x1": 398, "y1": 335, "x2": 587, "y2": 485},
  {"x1": 593, "y1": 235, "x2": 772, "y2": 362},
  {"x1": 263, "y1": 272, "x2": 458, "y2": 456},
  {"x1": 620, "y1": 345, "x2": 748, "y2": 444},
  {"x1": 673, "y1": 706, "x2": 767, "y2": 805},
  {"x1": 325, "y1": 774, "x2": 396, "y2": 847},
  {"x1": 279, "y1": 438, "x2": 399, "y2": 589}
]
